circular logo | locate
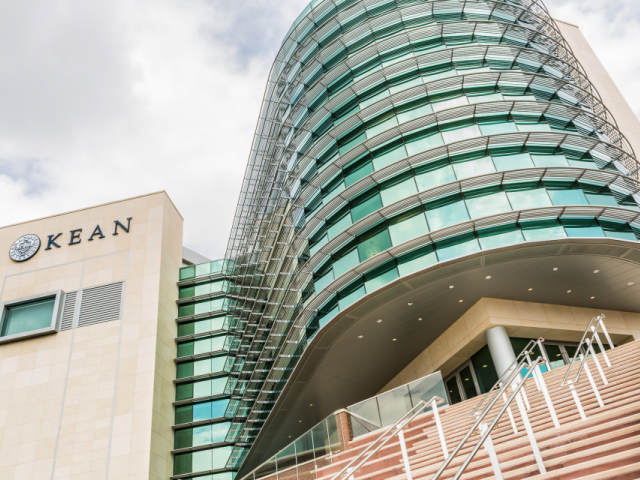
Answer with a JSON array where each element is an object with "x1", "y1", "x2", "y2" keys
[{"x1": 9, "y1": 234, "x2": 41, "y2": 262}]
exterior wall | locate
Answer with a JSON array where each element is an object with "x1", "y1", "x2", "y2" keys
[
  {"x1": 380, "y1": 298, "x2": 640, "y2": 393},
  {"x1": 557, "y1": 19, "x2": 640, "y2": 157},
  {"x1": 0, "y1": 191, "x2": 182, "y2": 480}
]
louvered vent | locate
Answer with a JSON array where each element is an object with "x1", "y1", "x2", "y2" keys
[
  {"x1": 60, "y1": 292, "x2": 77, "y2": 331},
  {"x1": 78, "y1": 282, "x2": 124, "y2": 328}
]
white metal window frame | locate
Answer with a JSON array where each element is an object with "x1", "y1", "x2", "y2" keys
[{"x1": 0, "y1": 290, "x2": 65, "y2": 344}]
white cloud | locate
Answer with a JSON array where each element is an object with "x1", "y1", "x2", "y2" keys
[
  {"x1": 0, "y1": 0, "x2": 307, "y2": 259},
  {"x1": 545, "y1": 0, "x2": 640, "y2": 118},
  {"x1": 0, "y1": 0, "x2": 638, "y2": 260}
]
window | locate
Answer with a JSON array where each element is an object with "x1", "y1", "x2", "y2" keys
[{"x1": 0, "y1": 291, "x2": 63, "y2": 343}]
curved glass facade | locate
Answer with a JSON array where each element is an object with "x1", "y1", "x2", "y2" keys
[{"x1": 174, "y1": 0, "x2": 640, "y2": 477}]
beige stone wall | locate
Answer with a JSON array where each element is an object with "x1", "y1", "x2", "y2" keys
[
  {"x1": 0, "y1": 191, "x2": 182, "y2": 480},
  {"x1": 380, "y1": 298, "x2": 640, "y2": 393},
  {"x1": 556, "y1": 19, "x2": 640, "y2": 157}
]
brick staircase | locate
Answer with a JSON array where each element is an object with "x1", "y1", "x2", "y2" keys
[{"x1": 316, "y1": 339, "x2": 640, "y2": 480}]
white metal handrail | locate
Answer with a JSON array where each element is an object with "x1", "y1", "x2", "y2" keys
[
  {"x1": 561, "y1": 314, "x2": 614, "y2": 419},
  {"x1": 329, "y1": 396, "x2": 446, "y2": 480},
  {"x1": 431, "y1": 356, "x2": 548, "y2": 480},
  {"x1": 562, "y1": 314, "x2": 613, "y2": 387},
  {"x1": 469, "y1": 338, "x2": 543, "y2": 417},
  {"x1": 469, "y1": 337, "x2": 560, "y2": 429}
]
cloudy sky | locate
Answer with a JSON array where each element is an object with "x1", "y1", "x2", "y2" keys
[{"x1": 1, "y1": 0, "x2": 638, "y2": 259}]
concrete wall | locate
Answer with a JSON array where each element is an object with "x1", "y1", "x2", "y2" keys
[
  {"x1": 556, "y1": 19, "x2": 640, "y2": 157},
  {"x1": 380, "y1": 298, "x2": 640, "y2": 393},
  {"x1": 0, "y1": 191, "x2": 182, "y2": 480}
]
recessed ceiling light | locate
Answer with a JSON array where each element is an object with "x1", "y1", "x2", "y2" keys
[
  {"x1": 418, "y1": 317, "x2": 422, "y2": 321},
  {"x1": 485, "y1": 276, "x2": 491, "y2": 280},
  {"x1": 591, "y1": 296, "x2": 595, "y2": 299},
  {"x1": 553, "y1": 267, "x2": 558, "y2": 271},
  {"x1": 358, "y1": 335, "x2": 363, "y2": 338},
  {"x1": 449, "y1": 285, "x2": 454, "y2": 289},
  {"x1": 376, "y1": 319, "x2": 382, "y2": 323},
  {"x1": 594, "y1": 270, "x2": 600, "y2": 273},
  {"x1": 459, "y1": 300, "x2": 463, "y2": 303},
  {"x1": 408, "y1": 302, "x2": 413, "y2": 306},
  {"x1": 628, "y1": 282, "x2": 635, "y2": 286},
  {"x1": 567, "y1": 290, "x2": 572, "y2": 293},
  {"x1": 528, "y1": 288, "x2": 533, "y2": 291},
  {"x1": 289, "y1": 436, "x2": 291, "y2": 438},
  {"x1": 392, "y1": 338, "x2": 397, "y2": 341},
  {"x1": 310, "y1": 404, "x2": 313, "y2": 406},
  {"x1": 299, "y1": 420, "x2": 302, "y2": 423},
  {"x1": 483, "y1": 365, "x2": 488, "y2": 368}
]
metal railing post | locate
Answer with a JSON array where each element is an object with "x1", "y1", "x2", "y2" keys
[
  {"x1": 586, "y1": 339, "x2": 608, "y2": 385},
  {"x1": 591, "y1": 326, "x2": 612, "y2": 368},
  {"x1": 568, "y1": 381, "x2": 587, "y2": 420},
  {"x1": 561, "y1": 314, "x2": 614, "y2": 420},
  {"x1": 532, "y1": 363, "x2": 560, "y2": 428},
  {"x1": 397, "y1": 426, "x2": 413, "y2": 480},
  {"x1": 513, "y1": 387, "x2": 546, "y2": 474},
  {"x1": 519, "y1": 379, "x2": 532, "y2": 410},
  {"x1": 579, "y1": 353, "x2": 605, "y2": 408},
  {"x1": 599, "y1": 320, "x2": 615, "y2": 350},
  {"x1": 502, "y1": 391, "x2": 518, "y2": 434},
  {"x1": 479, "y1": 423, "x2": 503, "y2": 480},
  {"x1": 431, "y1": 398, "x2": 448, "y2": 458}
]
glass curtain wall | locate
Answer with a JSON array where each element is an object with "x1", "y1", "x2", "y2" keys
[{"x1": 180, "y1": 0, "x2": 640, "y2": 475}]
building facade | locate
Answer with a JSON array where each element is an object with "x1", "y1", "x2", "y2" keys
[
  {"x1": 3, "y1": 1, "x2": 640, "y2": 480},
  {"x1": 0, "y1": 192, "x2": 182, "y2": 479}
]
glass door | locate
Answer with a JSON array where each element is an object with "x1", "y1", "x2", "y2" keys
[{"x1": 445, "y1": 361, "x2": 481, "y2": 405}]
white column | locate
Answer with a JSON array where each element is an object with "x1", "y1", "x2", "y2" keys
[{"x1": 485, "y1": 326, "x2": 517, "y2": 376}]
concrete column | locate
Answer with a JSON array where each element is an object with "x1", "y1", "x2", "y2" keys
[{"x1": 485, "y1": 326, "x2": 517, "y2": 376}]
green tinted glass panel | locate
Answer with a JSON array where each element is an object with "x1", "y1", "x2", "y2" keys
[
  {"x1": 548, "y1": 189, "x2": 589, "y2": 206},
  {"x1": 364, "y1": 263, "x2": 399, "y2": 293},
  {"x1": 465, "y1": 191, "x2": 511, "y2": 218},
  {"x1": 492, "y1": 153, "x2": 534, "y2": 170},
  {"x1": 478, "y1": 229, "x2": 524, "y2": 249},
  {"x1": 388, "y1": 208, "x2": 429, "y2": 245},
  {"x1": 397, "y1": 249, "x2": 437, "y2": 276},
  {"x1": 425, "y1": 200, "x2": 470, "y2": 230},
  {"x1": 436, "y1": 238, "x2": 480, "y2": 261},
  {"x1": 344, "y1": 156, "x2": 374, "y2": 186},
  {"x1": 357, "y1": 225, "x2": 392, "y2": 261},
  {"x1": 585, "y1": 193, "x2": 618, "y2": 207},
  {"x1": 506, "y1": 188, "x2": 552, "y2": 210},
  {"x1": 415, "y1": 164, "x2": 456, "y2": 191},
  {"x1": 531, "y1": 154, "x2": 569, "y2": 167},
  {"x1": 1, "y1": 297, "x2": 55, "y2": 337},
  {"x1": 406, "y1": 133, "x2": 444, "y2": 156},
  {"x1": 373, "y1": 144, "x2": 407, "y2": 169},
  {"x1": 332, "y1": 247, "x2": 360, "y2": 277},
  {"x1": 175, "y1": 405, "x2": 193, "y2": 425},
  {"x1": 479, "y1": 122, "x2": 518, "y2": 135},
  {"x1": 351, "y1": 191, "x2": 383, "y2": 222},
  {"x1": 452, "y1": 156, "x2": 495, "y2": 179},
  {"x1": 380, "y1": 175, "x2": 417, "y2": 206},
  {"x1": 337, "y1": 285, "x2": 365, "y2": 310}
]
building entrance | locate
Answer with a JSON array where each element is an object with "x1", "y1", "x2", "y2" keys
[
  {"x1": 444, "y1": 338, "x2": 611, "y2": 405},
  {"x1": 445, "y1": 361, "x2": 482, "y2": 404}
]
